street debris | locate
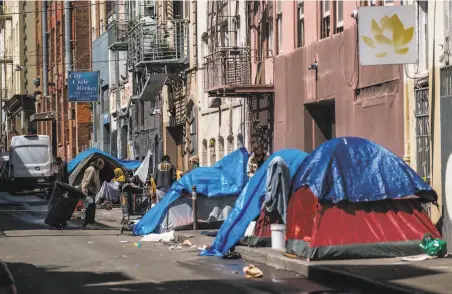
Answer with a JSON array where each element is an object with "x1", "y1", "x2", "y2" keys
[
  {"x1": 134, "y1": 242, "x2": 141, "y2": 248},
  {"x1": 400, "y1": 254, "x2": 432, "y2": 262},
  {"x1": 243, "y1": 264, "x2": 263, "y2": 278},
  {"x1": 169, "y1": 244, "x2": 182, "y2": 250},
  {"x1": 182, "y1": 239, "x2": 193, "y2": 246},
  {"x1": 420, "y1": 233, "x2": 447, "y2": 258},
  {"x1": 119, "y1": 240, "x2": 130, "y2": 243},
  {"x1": 87, "y1": 241, "x2": 94, "y2": 244},
  {"x1": 140, "y1": 230, "x2": 175, "y2": 243}
]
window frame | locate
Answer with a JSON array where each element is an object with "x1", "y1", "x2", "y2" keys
[
  {"x1": 336, "y1": 0, "x2": 344, "y2": 31},
  {"x1": 297, "y1": 0, "x2": 305, "y2": 47}
]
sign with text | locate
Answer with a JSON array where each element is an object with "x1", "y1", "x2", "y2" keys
[{"x1": 68, "y1": 72, "x2": 99, "y2": 102}]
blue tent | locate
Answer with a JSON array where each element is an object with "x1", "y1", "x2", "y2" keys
[
  {"x1": 293, "y1": 137, "x2": 436, "y2": 203},
  {"x1": 133, "y1": 148, "x2": 249, "y2": 236},
  {"x1": 68, "y1": 148, "x2": 140, "y2": 173},
  {"x1": 202, "y1": 149, "x2": 308, "y2": 257}
]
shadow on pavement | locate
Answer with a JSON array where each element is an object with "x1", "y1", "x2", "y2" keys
[
  {"x1": 309, "y1": 263, "x2": 441, "y2": 294},
  {"x1": 7, "y1": 262, "x2": 348, "y2": 294}
]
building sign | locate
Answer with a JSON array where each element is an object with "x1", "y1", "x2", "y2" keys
[
  {"x1": 359, "y1": 5, "x2": 417, "y2": 66},
  {"x1": 68, "y1": 72, "x2": 99, "y2": 102}
]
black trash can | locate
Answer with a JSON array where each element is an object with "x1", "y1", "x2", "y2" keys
[{"x1": 44, "y1": 181, "x2": 84, "y2": 228}]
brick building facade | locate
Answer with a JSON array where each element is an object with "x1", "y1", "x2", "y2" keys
[{"x1": 34, "y1": 1, "x2": 92, "y2": 161}]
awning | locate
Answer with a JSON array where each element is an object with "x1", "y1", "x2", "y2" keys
[{"x1": 139, "y1": 74, "x2": 167, "y2": 102}]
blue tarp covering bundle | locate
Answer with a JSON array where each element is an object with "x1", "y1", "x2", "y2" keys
[
  {"x1": 68, "y1": 148, "x2": 141, "y2": 173},
  {"x1": 202, "y1": 149, "x2": 309, "y2": 256},
  {"x1": 133, "y1": 148, "x2": 250, "y2": 236},
  {"x1": 293, "y1": 137, "x2": 436, "y2": 203}
]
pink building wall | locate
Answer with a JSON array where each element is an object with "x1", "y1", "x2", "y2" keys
[{"x1": 251, "y1": 1, "x2": 404, "y2": 156}]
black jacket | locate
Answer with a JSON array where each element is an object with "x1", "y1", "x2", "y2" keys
[
  {"x1": 155, "y1": 161, "x2": 176, "y2": 189},
  {"x1": 57, "y1": 163, "x2": 69, "y2": 184}
]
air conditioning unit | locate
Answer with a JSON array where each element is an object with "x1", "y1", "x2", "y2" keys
[{"x1": 208, "y1": 97, "x2": 221, "y2": 108}]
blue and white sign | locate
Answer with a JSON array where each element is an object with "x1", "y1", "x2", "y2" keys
[
  {"x1": 103, "y1": 113, "x2": 110, "y2": 125},
  {"x1": 68, "y1": 71, "x2": 99, "y2": 102}
]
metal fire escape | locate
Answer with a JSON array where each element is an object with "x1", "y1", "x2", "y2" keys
[
  {"x1": 126, "y1": 0, "x2": 189, "y2": 162},
  {"x1": 203, "y1": 1, "x2": 274, "y2": 152}
]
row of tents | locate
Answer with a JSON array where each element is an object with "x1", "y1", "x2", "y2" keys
[{"x1": 133, "y1": 137, "x2": 441, "y2": 260}]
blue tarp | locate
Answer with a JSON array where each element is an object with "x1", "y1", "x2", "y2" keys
[
  {"x1": 68, "y1": 148, "x2": 140, "y2": 173},
  {"x1": 133, "y1": 148, "x2": 250, "y2": 236},
  {"x1": 293, "y1": 137, "x2": 436, "y2": 203},
  {"x1": 202, "y1": 149, "x2": 308, "y2": 256}
]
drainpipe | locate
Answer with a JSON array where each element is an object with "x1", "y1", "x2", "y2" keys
[
  {"x1": 115, "y1": 51, "x2": 120, "y2": 158},
  {"x1": 64, "y1": 1, "x2": 72, "y2": 157},
  {"x1": 42, "y1": 2, "x2": 48, "y2": 98}
]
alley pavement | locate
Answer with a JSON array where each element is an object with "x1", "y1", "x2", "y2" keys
[{"x1": 0, "y1": 192, "x2": 359, "y2": 294}]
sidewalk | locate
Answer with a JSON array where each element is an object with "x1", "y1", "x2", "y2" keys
[{"x1": 174, "y1": 231, "x2": 450, "y2": 294}]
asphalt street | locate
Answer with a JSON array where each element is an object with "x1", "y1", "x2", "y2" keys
[{"x1": 0, "y1": 192, "x2": 360, "y2": 294}]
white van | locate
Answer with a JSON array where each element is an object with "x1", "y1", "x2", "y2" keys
[{"x1": 9, "y1": 135, "x2": 53, "y2": 192}]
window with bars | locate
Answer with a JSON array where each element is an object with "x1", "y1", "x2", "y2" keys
[
  {"x1": 36, "y1": 44, "x2": 41, "y2": 76},
  {"x1": 336, "y1": 0, "x2": 344, "y2": 33},
  {"x1": 140, "y1": 101, "x2": 145, "y2": 127},
  {"x1": 276, "y1": 1, "x2": 282, "y2": 54},
  {"x1": 321, "y1": 0, "x2": 330, "y2": 39},
  {"x1": 62, "y1": 15, "x2": 65, "y2": 56},
  {"x1": 297, "y1": 0, "x2": 305, "y2": 47}
]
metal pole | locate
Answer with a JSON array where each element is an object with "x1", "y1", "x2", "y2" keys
[
  {"x1": 115, "y1": 51, "x2": 120, "y2": 158},
  {"x1": 42, "y1": 1, "x2": 48, "y2": 98},
  {"x1": 192, "y1": 185, "x2": 197, "y2": 231}
]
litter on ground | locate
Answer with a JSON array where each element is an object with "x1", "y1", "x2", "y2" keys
[
  {"x1": 243, "y1": 264, "x2": 263, "y2": 278},
  {"x1": 140, "y1": 231, "x2": 175, "y2": 243}
]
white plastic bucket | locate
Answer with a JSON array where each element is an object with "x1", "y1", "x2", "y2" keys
[{"x1": 270, "y1": 224, "x2": 286, "y2": 250}]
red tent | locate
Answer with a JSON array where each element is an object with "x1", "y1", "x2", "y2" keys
[{"x1": 286, "y1": 187, "x2": 441, "y2": 260}]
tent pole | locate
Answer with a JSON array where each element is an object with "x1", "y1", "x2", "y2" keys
[{"x1": 192, "y1": 186, "x2": 197, "y2": 231}]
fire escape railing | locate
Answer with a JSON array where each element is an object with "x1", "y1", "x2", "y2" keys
[
  {"x1": 203, "y1": 47, "x2": 251, "y2": 92},
  {"x1": 127, "y1": 19, "x2": 189, "y2": 67}
]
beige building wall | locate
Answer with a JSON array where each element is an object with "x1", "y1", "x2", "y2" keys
[{"x1": 1, "y1": 1, "x2": 35, "y2": 99}]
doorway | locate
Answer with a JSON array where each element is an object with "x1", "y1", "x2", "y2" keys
[{"x1": 304, "y1": 100, "x2": 336, "y2": 152}]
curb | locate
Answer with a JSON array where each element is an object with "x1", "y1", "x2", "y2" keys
[{"x1": 235, "y1": 247, "x2": 429, "y2": 294}]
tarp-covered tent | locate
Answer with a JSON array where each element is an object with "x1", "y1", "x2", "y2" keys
[
  {"x1": 202, "y1": 149, "x2": 308, "y2": 256},
  {"x1": 286, "y1": 137, "x2": 440, "y2": 260},
  {"x1": 133, "y1": 148, "x2": 249, "y2": 235},
  {"x1": 69, "y1": 148, "x2": 141, "y2": 187}
]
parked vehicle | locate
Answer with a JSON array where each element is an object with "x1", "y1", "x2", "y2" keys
[{"x1": 8, "y1": 135, "x2": 53, "y2": 193}]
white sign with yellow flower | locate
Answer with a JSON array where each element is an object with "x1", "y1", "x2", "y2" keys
[{"x1": 358, "y1": 5, "x2": 417, "y2": 66}]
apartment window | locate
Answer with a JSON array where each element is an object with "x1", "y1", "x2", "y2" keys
[
  {"x1": 62, "y1": 15, "x2": 65, "y2": 55},
  {"x1": 336, "y1": 0, "x2": 344, "y2": 33},
  {"x1": 297, "y1": 0, "x2": 305, "y2": 47},
  {"x1": 321, "y1": 0, "x2": 331, "y2": 39},
  {"x1": 173, "y1": 0, "x2": 183, "y2": 19},
  {"x1": 276, "y1": 1, "x2": 282, "y2": 54},
  {"x1": 36, "y1": 44, "x2": 41, "y2": 76},
  {"x1": 56, "y1": 22, "x2": 61, "y2": 61},
  {"x1": 267, "y1": 1, "x2": 273, "y2": 57}
]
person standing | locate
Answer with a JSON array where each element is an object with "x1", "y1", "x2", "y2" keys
[
  {"x1": 81, "y1": 158, "x2": 104, "y2": 230},
  {"x1": 247, "y1": 145, "x2": 270, "y2": 178},
  {"x1": 55, "y1": 157, "x2": 69, "y2": 184},
  {"x1": 0, "y1": 261, "x2": 16, "y2": 294},
  {"x1": 154, "y1": 155, "x2": 176, "y2": 202}
]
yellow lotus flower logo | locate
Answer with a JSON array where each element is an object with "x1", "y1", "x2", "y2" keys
[{"x1": 361, "y1": 14, "x2": 414, "y2": 58}]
